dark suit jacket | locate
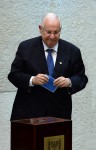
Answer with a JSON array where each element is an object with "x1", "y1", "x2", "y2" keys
[{"x1": 8, "y1": 36, "x2": 88, "y2": 120}]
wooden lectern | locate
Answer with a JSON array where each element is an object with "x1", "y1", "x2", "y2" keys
[{"x1": 11, "y1": 117, "x2": 72, "y2": 150}]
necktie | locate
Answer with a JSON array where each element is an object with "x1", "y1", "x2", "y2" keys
[{"x1": 47, "y1": 49, "x2": 54, "y2": 76}]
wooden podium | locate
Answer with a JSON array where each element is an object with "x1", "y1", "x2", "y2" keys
[{"x1": 11, "y1": 117, "x2": 72, "y2": 150}]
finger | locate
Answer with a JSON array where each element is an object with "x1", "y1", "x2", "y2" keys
[
  {"x1": 39, "y1": 76, "x2": 48, "y2": 83},
  {"x1": 54, "y1": 80, "x2": 64, "y2": 87},
  {"x1": 54, "y1": 77, "x2": 64, "y2": 85},
  {"x1": 40, "y1": 78, "x2": 48, "y2": 84},
  {"x1": 32, "y1": 75, "x2": 46, "y2": 85},
  {"x1": 53, "y1": 77, "x2": 62, "y2": 84},
  {"x1": 37, "y1": 74, "x2": 48, "y2": 80},
  {"x1": 37, "y1": 77, "x2": 49, "y2": 85},
  {"x1": 54, "y1": 78, "x2": 67, "y2": 87}
]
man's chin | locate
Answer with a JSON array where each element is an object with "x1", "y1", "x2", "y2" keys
[{"x1": 47, "y1": 42, "x2": 57, "y2": 48}]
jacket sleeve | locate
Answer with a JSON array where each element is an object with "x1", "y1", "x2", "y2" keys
[
  {"x1": 68, "y1": 48, "x2": 88, "y2": 95},
  {"x1": 8, "y1": 43, "x2": 32, "y2": 92}
]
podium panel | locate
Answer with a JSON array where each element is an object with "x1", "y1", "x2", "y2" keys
[{"x1": 11, "y1": 117, "x2": 72, "y2": 150}]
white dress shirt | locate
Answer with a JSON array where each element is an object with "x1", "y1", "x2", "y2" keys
[{"x1": 43, "y1": 42, "x2": 58, "y2": 65}]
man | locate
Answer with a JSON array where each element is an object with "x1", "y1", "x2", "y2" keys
[{"x1": 8, "y1": 13, "x2": 88, "y2": 121}]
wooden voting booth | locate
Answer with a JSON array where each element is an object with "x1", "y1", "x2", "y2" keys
[{"x1": 11, "y1": 117, "x2": 72, "y2": 150}]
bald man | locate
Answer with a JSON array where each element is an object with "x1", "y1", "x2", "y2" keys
[{"x1": 8, "y1": 13, "x2": 88, "y2": 120}]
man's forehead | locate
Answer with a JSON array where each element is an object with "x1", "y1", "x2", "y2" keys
[{"x1": 43, "y1": 23, "x2": 61, "y2": 31}]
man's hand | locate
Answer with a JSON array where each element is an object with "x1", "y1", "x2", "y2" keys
[
  {"x1": 32, "y1": 74, "x2": 48, "y2": 85},
  {"x1": 53, "y1": 76, "x2": 71, "y2": 88}
]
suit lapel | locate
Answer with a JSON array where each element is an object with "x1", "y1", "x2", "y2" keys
[
  {"x1": 36, "y1": 37, "x2": 49, "y2": 74},
  {"x1": 53, "y1": 40, "x2": 66, "y2": 78}
]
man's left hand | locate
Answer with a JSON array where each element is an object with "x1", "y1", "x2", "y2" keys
[{"x1": 53, "y1": 76, "x2": 71, "y2": 88}]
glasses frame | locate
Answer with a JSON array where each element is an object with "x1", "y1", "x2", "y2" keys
[{"x1": 42, "y1": 26, "x2": 61, "y2": 36}]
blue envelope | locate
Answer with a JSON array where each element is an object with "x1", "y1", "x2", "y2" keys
[{"x1": 41, "y1": 75, "x2": 57, "y2": 92}]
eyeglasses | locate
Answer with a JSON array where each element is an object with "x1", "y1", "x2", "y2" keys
[{"x1": 42, "y1": 27, "x2": 61, "y2": 36}]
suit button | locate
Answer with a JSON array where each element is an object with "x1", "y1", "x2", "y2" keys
[{"x1": 28, "y1": 90, "x2": 30, "y2": 93}]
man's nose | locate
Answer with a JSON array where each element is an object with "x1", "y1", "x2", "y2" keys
[{"x1": 50, "y1": 33, "x2": 55, "y2": 39}]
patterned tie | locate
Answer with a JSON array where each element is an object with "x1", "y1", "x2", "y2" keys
[{"x1": 47, "y1": 49, "x2": 54, "y2": 76}]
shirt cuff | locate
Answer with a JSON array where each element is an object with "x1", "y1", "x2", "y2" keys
[
  {"x1": 29, "y1": 76, "x2": 34, "y2": 86},
  {"x1": 67, "y1": 78, "x2": 72, "y2": 87}
]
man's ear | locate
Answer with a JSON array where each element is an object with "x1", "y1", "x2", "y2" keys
[{"x1": 39, "y1": 25, "x2": 42, "y2": 34}]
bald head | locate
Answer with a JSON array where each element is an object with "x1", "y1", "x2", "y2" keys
[{"x1": 41, "y1": 13, "x2": 62, "y2": 29}]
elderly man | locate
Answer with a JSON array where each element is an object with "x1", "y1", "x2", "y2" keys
[{"x1": 8, "y1": 13, "x2": 88, "y2": 120}]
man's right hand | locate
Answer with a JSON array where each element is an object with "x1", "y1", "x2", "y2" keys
[{"x1": 32, "y1": 74, "x2": 49, "y2": 85}]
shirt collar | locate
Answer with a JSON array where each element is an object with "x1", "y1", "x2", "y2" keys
[{"x1": 43, "y1": 42, "x2": 58, "y2": 52}]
